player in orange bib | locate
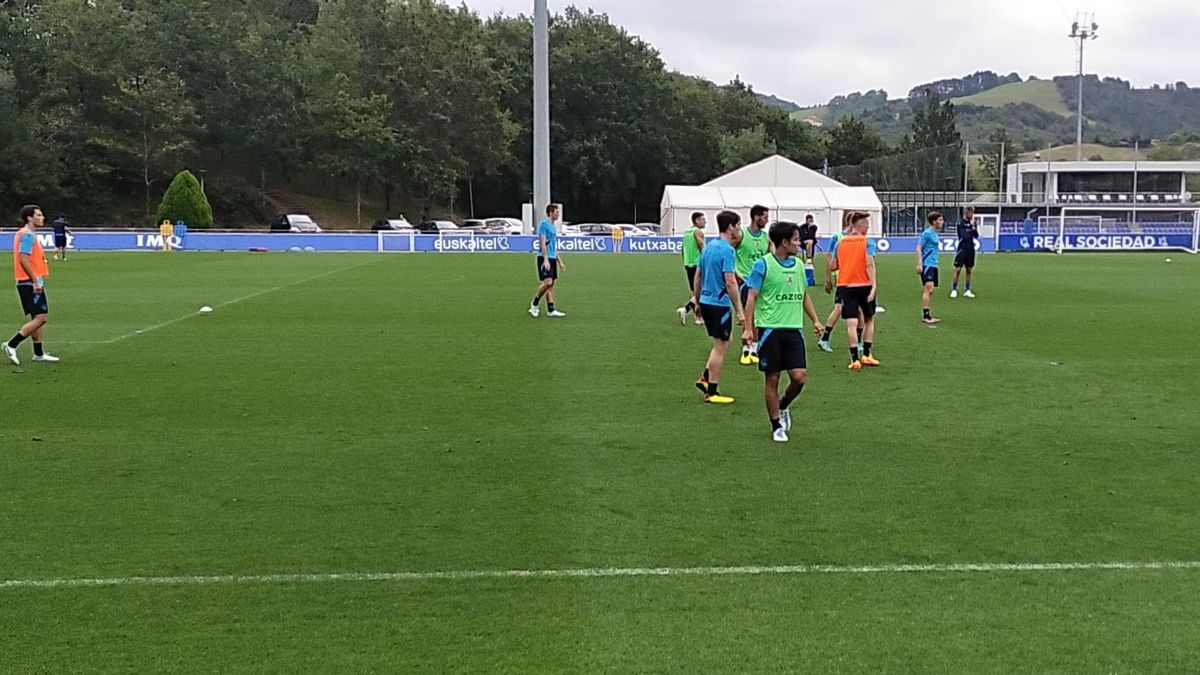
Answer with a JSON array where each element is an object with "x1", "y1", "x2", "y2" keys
[
  {"x1": 4, "y1": 204, "x2": 59, "y2": 365},
  {"x1": 831, "y1": 212, "x2": 879, "y2": 371}
]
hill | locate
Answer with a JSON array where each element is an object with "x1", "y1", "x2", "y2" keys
[
  {"x1": 952, "y1": 79, "x2": 1073, "y2": 117},
  {"x1": 772, "y1": 71, "x2": 1200, "y2": 150}
]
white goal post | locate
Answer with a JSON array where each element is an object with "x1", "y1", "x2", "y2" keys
[{"x1": 1056, "y1": 206, "x2": 1200, "y2": 254}]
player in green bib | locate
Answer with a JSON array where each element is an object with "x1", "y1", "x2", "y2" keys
[
  {"x1": 742, "y1": 221, "x2": 823, "y2": 443},
  {"x1": 735, "y1": 204, "x2": 772, "y2": 365},
  {"x1": 676, "y1": 212, "x2": 706, "y2": 326}
]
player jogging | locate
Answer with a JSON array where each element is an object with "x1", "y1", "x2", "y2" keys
[
  {"x1": 832, "y1": 212, "x2": 879, "y2": 371},
  {"x1": 529, "y1": 204, "x2": 566, "y2": 318},
  {"x1": 676, "y1": 211, "x2": 706, "y2": 325},
  {"x1": 817, "y1": 213, "x2": 855, "y2": 352},
  {"x1": 691, "y1": 210, "x2": 745, "y2": 404},
  {"x1": 4, "y1": 205, "x2": 59, "y2": 366},
  {"x1": 917, "y1": 212, "x2": 943, "y2": 324},
  {"x1": 735, "y1": 204, "x2": 771, "y2": 364},
  {"x1": 950, "y1": 206, "x2": 978, "y2": 298},
  {"x1": 799, "y1": 214, "x2": 818, "y2": 285},
  {"x1": 743, "y1": 221, "x2": 823, "y2": 442}
]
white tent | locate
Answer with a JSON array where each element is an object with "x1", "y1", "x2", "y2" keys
[{"x1": 661, "y1": 156, "x2": 883, "y2": 235}]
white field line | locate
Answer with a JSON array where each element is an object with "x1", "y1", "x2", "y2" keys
[
  {"x1": 74, "y1": 258, "x2": 380, "y2": 348},
  {"x1": 4, "y1": 560, "x2": 1200, "y2": 591}
]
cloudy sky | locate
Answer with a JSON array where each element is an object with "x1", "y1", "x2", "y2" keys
[{"x1": 461, "y1": 0, "x2": 1195, "y2": 105}]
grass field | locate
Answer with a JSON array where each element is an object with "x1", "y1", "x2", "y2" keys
[
  {"x1": 3, "y1": 250, "x2": 1200, "y2": 672},
  {"x1": 952, "y1": 79, "x2": 1073, "y2": 117}
]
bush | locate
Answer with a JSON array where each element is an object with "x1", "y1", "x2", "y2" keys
[
  {"x1": 156, "y1": 170, "x2": 213, "y2": 228},
  {"x1": 204, "y1": 175, "x2": 268, "y2": 228}
]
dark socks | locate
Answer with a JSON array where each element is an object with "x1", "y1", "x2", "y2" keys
[
  {"x1": 531, "y1": 296, "x2": 540, "y2": 307},
  {"x1": 685, "y1": 301, "x2": 696, "y2": 313},
  {"x1": 863, "y1": 342, "x2": 873, "y2": 357},
  {"x1": 849, "y1": 347, "x2": 859, "y2": 361},
  {"x1": 706, "y1": 381, "x2": 718, "y2": 396},
  {"x1": 771, "y1": 418, "x2": 781, "y2": 431},
  {"x1": 923, "y1": 308, "x2": 931, "y2": 319},
  {"x1": 547, "y1": 302, "x2": 555, "y2": 312},
  {"x1": 33, "y1": 342, "x2": 44, "y2": 357},
  {"x1": 821, "y1": 327, "x2": 832, "y2": 341},
  {"x1": 780, "y1": 382, "x2": 805, "y2": 410},
  {"x1": 8, "y1": 333, "x2": 26, "y2": 349}
]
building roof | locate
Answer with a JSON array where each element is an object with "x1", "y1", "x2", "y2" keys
[
  {"x1": 702, "y1": 154, "x2": 846, "y2": 189},
  {"x1": 1013, "y1": 160, "x2": 1200, "y2": 173}
]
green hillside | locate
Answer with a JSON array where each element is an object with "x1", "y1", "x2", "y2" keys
[{"x1": 952, "y1": 80, "x2": 1073, "y2": 117}]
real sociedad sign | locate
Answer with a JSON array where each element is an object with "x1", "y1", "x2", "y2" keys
[{"x1": 998, "y1": 234, "x2": 1192, "y2": 251}]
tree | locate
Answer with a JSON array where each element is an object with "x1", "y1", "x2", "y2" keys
[
  {"x1": 980, "y1": 126, "x2": 1012, "y2": 192},
  {"x1": 719, "y1": 125, "x2": 775, "y2": 171},
  {"x1": 156, "y1": 169, "x2": 213, "y2": 227},
  {"x1": 911, "y1": 89, "x2": 961, "y2": 148},
  {"x1": 827, "y1": 116, "x2": 888, "y2": 166}
]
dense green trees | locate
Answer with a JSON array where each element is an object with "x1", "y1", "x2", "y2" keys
[{"x1": 0, "y1": 1, "x2": 830, "y2": 225}]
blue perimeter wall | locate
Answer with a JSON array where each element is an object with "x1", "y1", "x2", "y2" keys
[{"x1": 12, "y1": 231, "x2": 1194, "y2": 254}]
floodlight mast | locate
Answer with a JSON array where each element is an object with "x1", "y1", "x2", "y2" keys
[
  {"x1": 1070, "y1": 13, "x2": 1099, "y2": 161},
  {"x1": 532, "y1": 0, "x2": 551, "y2": 230}
]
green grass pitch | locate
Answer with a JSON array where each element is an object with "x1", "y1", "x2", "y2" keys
[{"x1": 2, "y1": 250, "x2": 1199, "y2": 672}]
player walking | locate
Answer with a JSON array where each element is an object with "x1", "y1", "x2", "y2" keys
[
  {"x1": 742, "y1": 221, "x2": 823, "y2": 442},
  {"x1": 950, "y1": 206, "x2": 978, "y2": 298},
  {"x1": 4, "y1": 205, "x2": 59, "y2": 365},
  {"x1": 691, "y1": 210, "x2": 745, "y2": 404},
  {"x1": 917, "y1": 212, "x2": 943, "y2": 324},
  {"x1": 51, "y1": 216, "x2": 71, "y2": 260},
  {"x1": 817, "y1": 213, "x2": 854, "y2": 352},
  {"x1": 529, "y1": 204, "x2": 566, "y2": 318},
  {"x1": 676, "y1": 211, "x2": 706, "y2": 325},
  {"x1": 832, "y1": 212, "x2": 878, "y2": 371},
  {"x1": 735, "y1": 204, "x2": 771, "y2": 364}
]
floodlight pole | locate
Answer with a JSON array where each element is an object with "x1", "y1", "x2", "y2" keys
[
  {"x1": 532, "y1": 0, "x2": 551, "y2": 232},
  {"x1": 1070, "y1": 14, "x2": 1099, "y2": 161}
]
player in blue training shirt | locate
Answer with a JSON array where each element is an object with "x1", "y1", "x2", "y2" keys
[
  {"x1": 529, "y1": 204, "x2": 566, "y2": 318},
  {"x1": 690, "y1": 210, "x2": 745, "y2": 404},
  {"x1": 916, "y1": 211, "x2": 943, "y2": 325}
]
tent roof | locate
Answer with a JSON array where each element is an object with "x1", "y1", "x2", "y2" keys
[
  {"x1": 703, "y1": 155, "x2": 845, "y2": 189},
  {"x1": 661, "y1": 186, "x2": 880, "y2": 212}
]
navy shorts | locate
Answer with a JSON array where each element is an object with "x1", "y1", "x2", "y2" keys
[
  {"x1": 954, "y1": 248, "x2": 976, "y2": 269},
  {"x1": 921, "y1": 266, "x2": 939, "y2": 287},
  {"x1": 685, "y1": 266, "x2": 697, "y2": 291},
  {"x1": 757, "y1": 328, "x2": 807, "y2": 373},
  {"x1": 537, "y1": 256, "x2": 558, "y2": 281},
  {"x1": 840, "y1": 286, "x2": 876, "y2": 321},
  {"x1": 699, "y1": 303, "x2": 733, "y2": 342},
  {"x1": 17, "y1": 284, "x2": 48, "y2": 317}
]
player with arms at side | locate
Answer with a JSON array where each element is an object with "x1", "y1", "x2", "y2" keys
[
  {"x1": 950, "y1": 206, "x2": 978, "y2": 299},
  {"x1": 676, "y1": 211, "x2": 706, "y2": 325},
  {"x1": 917, "y1": 211, "x2": 943, "y2": 324},
  {"x1": 529, "y1": 204, "x2": 566, "y2": 318},
  {"x1": 743, "y1": 221, "x2": 823, "y2": 442},
  {"x1": 735, "y1": 204, "x2": 772, "y2": 365},
  {"x1": 691, "y1": 210, "x2": 745, "y2": 404},
  {"x1": 51, "y1": 216, "x2": 71, "y2": 260},
  {"x1": 4, "y1": 205, "x2": 59, "y2": 365},
  {"x1": 832, "y1": 212, "x2": 879, "y2": 370}
]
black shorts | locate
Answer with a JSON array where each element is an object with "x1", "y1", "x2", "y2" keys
[
  {"x1": 17, "y1": 284, "x2": 48, "y2": 317},
  {"x1": 536, "y1": 256, "x2": 558, "y2": 281},
  {"x1": 699, "y1": 303, "x2": 733, "y2": 342},
  {"x1": 954, "y1": 248, "x2": 976, "y2": 269},
  {"x1": 685, "y1": 266, "x2": 697, "y2": 291},
  {"x1": 839, "y1": 286, "x2": 876, "y2": 321},
  {"x1": 54, "y1": 235, "x2": 68, "y2": 250},
  {"x1": 921, "y1": 266, "x2": 939, "y2": 287},
  {"x1": 757, "y1": 328, "x2": 807, "y2": 373},
  {"x1": 833, "y1": 286, "x2": 845, "y2": 306}
]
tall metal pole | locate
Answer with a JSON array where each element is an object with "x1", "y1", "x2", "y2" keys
[
  {"x1": 532, "y1": 0, "x2": 551, "y2": 233},
  {"x1": 1070, "y1": 14, "x2": 1098, "y2": 161}
]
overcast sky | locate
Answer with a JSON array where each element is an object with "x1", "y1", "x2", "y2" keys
[{"x1": 461, "y1": 0, "x2": 1196, "y2": 105}]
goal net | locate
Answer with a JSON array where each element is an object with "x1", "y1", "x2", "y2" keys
[{"x1": 1054, "y1": 207, "x2": 1200, "y2": 254}]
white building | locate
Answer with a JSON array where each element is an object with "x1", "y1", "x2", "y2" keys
[
  {"x1": 660, "y1": 155, "x2": 884, "y2": 235},
  {"x1": 1006, "y1": 160, "x2": 1200, "y2": 206}
]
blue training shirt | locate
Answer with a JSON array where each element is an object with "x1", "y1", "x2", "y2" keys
[
  {"x1": 744, "y1": 255, "x2": 797, "y2": 291},
  {"x1": 919, "y1": 228, "x2": 940, "y2": 268},
  {"x1": 18, "y1": 232, "x2": 35, "y2": 255},
  {"x1": 536, "y1": 219, "x2": 557, "y2": 259},
  {"x1": 697, "y1": 238, "x2": 736, "y2": 308}
]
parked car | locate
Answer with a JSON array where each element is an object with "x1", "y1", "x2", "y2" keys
[
  {"x1": 484, "y1": 217, "x2": 523, "y2": 235},
  {"x1": 371, "y1": 217, "x2": 414, "y2": 231},
  {"x1": 635, "y1": 222, "x2": 663, "y2": 234},
  {"x1": 460, "y1": 219, "x2": 488, "y2": 231},
  {"x1": 560, "y1": 222, "x2": 582, "y2": 235},
  {"x1": 614, "y1": 224, "x2": 654, "y2": 237},
  {"x1": 270, "y1": 213, "x2": 323, "y2": 233},
  {"x1": 417, "y1": 220, "x2": 459, "y2": 233}
]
